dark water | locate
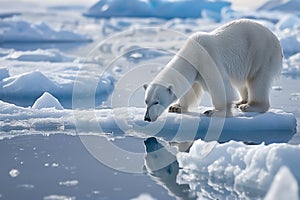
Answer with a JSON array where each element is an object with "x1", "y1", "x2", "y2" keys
[{"x1": 0, "y1": 134, "x2": 176, "y2": 200}]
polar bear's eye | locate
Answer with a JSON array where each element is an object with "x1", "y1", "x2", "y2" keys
[{"x1": 153, "y1": 101, "x2": 159, "y2": 105}]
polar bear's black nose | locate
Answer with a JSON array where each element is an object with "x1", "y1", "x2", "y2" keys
[{"x1": 144, "y1": 116, "x2": 151, "y2": 122}]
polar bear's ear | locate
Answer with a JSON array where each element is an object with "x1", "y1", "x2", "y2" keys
[{"x1": 143, "y1": 84, "x2": 148, "y2": 90}]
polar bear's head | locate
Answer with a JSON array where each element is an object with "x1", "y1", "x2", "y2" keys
[{"x1": 144, "y1": 83, "x2": 176, "y2": 122}]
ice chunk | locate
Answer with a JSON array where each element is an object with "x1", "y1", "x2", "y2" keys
[
  {"x1": 0, "y1": 19, "x2": 92, "y2": 43},
  {"x1": 58, "y1": 180, "x2": 79, "y2": 187},
  {"x1": 9, "y1": 169, "x2": 20, "y2": 178},
  {"x1": 1, "y1": 71, "x2": 59, "y2": 94},
  {"x1": 283, "y1": 53, "x2": 300, "y2": 77},
  {"x1": 280, "y1": 34, "x2": 300, "y2": 57},
  {"x1": 43, "y1": 195, "x2": 75, "y2": 200},
  {"x1": 177, "y1": 140, "x2": 300, "y2": 199},
  {"x1": 130, "y1": 193, "x2": 157, "y2": 200},
  {"x1": 258, "y1": 0, "x2": 300, "y2": 13},
  {"x1": 264, "y1": 166, "x2": 299, "y2": 200},
  {"x1": 276, "y1": 15, "x2": 300, "y2": 30},
  {"x1": 5, "y1": 49, "x2": 76, "y2": 63},
  {"x1": 0, "y1": 70, "x2": 115, "y2": 108},
  {"x1": 32, "y1": 92, "x2": 64, "y2": 110}
]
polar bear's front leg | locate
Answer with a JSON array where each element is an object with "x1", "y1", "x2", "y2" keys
[
  {"x1": 204, "y1": 79, "x2": 235, "y2": 117},
  {"x1": 168, "y1": 82, "x2": 202, "y2": 114}
]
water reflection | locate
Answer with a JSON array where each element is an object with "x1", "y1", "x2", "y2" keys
[{"x1": 143, "y1": 137, "x2": 196, "y2": 200}]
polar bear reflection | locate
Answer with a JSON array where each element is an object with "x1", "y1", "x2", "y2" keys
[{"x1": 143, "y1": 137, "x2": 196, "y2": 200}]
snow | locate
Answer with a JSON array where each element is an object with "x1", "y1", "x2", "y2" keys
[
  {"x1": 265, "y1": 166, "x2": 299, "y2": 200},
  {"x1": 4, "y1": 49, "x2": 76, "y2": 62},
  {"x1": 177, "y1": 139, "x2": 300, "y2": 199},
  {"x1": 85, "y1": 0, "x2": 231, "y2": 21},
  {"x1": 283, "y1": 53, "x2": 300, "y2": 77},
  {"x1": 130, "y1": 193, "x2": 157, "y2": 200},
  {"x1": 0, "y1": 70, "x2": 115, "y2": 108},
  {"x1": 0, "y1": 19, "x2": 92, "y2": 43},
  {"x1": 32, "y1": 92, "x2": 64, "y2": 110},
  {"x1": 0, "y1": 102, "x2": 296, "y2": 144}
]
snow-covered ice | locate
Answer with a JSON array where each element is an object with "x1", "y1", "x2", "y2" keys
[
  {"x1": 258, "y1": 0, "x2": 300, "y2": 13},
  {"x1": 0, "y1": 101, "x2": 296, "y2": 144},
  {"x1": 284, "y1": 53, "x2": 300, "y2": 77},
  {"x1": 3, "y1": 49, "x2": 76, "y2": 63},
  {"x1": 177, "y1": 139, "x2": 300, "y2": 199},
  {"x1": 0, "y1": 18, "x2": 92, "y2": 43},
  {"x1": 265, "y1": 166, "x2": 299, "y2": 200},
  {"x1": 0, "y1": 69, "x2": 115, "y2": 108}
]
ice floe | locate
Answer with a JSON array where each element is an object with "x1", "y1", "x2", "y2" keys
[
  {"x1": 0, "y1": 19, "x2": 92, "y2": 43},
  {"x1": 0, "y1": 102, "x2": 296, "y2": 144},
  {"x1": 176, "y1": 139, "x2": 300, "y2": 199},
  {"x1": 0, "y1": 70, "x2": 115, "y2": 108},
  {"x1": 3, "y1": 49, "x2": 76, "y2": 63},
  {"x1": 258, "y1": 0, "x2": 300, "y2": 13}
]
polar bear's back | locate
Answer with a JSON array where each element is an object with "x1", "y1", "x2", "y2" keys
[{"x1": 192, "y1": 19, "x2": 283, "y2": 83}]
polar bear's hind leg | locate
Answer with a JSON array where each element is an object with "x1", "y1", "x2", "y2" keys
[
  {"x1": 235, "y1": 85, "x2": 248, "y2": 107},
  {"x1": 238, "y1": 76, "x2": 270, "y2": 112}
]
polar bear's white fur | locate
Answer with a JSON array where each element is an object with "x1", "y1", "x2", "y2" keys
[{"x1": 144, "y1": 19, "x2": 283, "y2": 122}]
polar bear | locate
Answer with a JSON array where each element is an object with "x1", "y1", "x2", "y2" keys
[{"x1": 144, "y1": 19, "x2": 282, "y2": 122}]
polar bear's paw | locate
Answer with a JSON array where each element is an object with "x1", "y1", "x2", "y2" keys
[
  {"x1": 238, "y1": 104, "x2": 251, "y2": 112},
  {"x1": 204, "y1": 109, "x2": 214, "y2": 116},
  {"x1": 235, "y1": 100, "x2": 248, "y2": 108},
  {"x1": 238, "y1": 103, "x2": 269, "y2": 113},
  {"x1": 204, "y1": 109, "x2": 232, "y2": 117},
  {"x1": 168, "y1": 104, "x2": 186, "y2": 113}
]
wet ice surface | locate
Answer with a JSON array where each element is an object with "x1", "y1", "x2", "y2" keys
[{"x1": 1, "y1": 0, "x2": 300, "y2": 199}]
